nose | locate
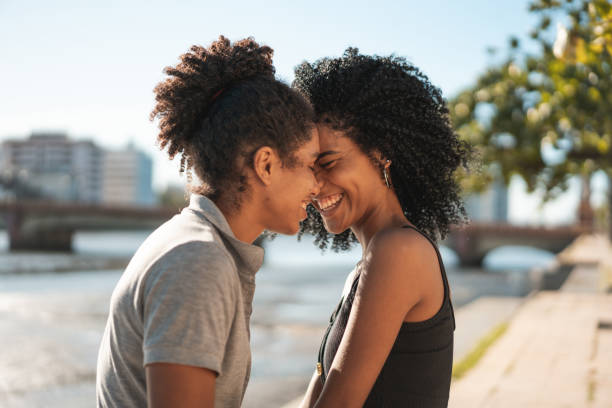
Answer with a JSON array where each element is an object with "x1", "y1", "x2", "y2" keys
[{"x1": 311, "y1": 173, "x2": 323, "y2": 197}]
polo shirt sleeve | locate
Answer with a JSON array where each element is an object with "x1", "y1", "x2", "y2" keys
[{"x1": 141, "y1": 240, "x2": 237, "y2": 375}]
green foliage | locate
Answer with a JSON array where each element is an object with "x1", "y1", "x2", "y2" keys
[
  {"x1": 452, "y1": 322, "x2": 509, "y2": 380},
  {"x1": 450, "y1": 0, "x2": 612, "y2": 200},
  {"x1": 157, "y1": 185, "x2": 188, "y2": 208}
]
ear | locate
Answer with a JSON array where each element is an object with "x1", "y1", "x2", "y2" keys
[
  {"x1": 373, "y1": 150, "x2": 390, "y2": 168},
  {"x1": 252, "y1": 146, "x2": 276, "y2": 186}
]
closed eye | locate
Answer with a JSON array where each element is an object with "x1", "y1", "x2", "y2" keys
[{"x1": 319, "y1": 160, "x2": 336, "y2": 168}]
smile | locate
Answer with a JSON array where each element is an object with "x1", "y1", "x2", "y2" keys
[{"x1": 314, "y1": 193, "x2": 344, "y2": 213}]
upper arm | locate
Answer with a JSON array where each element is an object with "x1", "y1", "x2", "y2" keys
[
  {"x1": 314, "y1": 229, "x2": 437, "y2": 408},
  {"x1": 146, "y1": 362, "x2": 216, "y2": 408}
]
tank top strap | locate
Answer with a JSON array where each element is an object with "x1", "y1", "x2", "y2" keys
[
  {"x1": 318, "y1": 272, "x2": 361, "y2": 384},
  {"x1": 401, "y1": 225, "x2": 456, "y2": 330}
]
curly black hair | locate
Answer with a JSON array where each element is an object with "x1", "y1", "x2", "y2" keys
[
  {"x1": 151, "y1": 36, "x2": 314, "y2": 210},
  {"x1": 293, "y1": 48, "x2": 472, "y2": 250}
]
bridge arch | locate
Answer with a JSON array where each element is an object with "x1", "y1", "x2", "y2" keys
[{"x1": 442, "y1": 223, "x2": 590, "y2": 267}]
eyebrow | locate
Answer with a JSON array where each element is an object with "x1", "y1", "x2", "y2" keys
[{"x1": 317, "y1": 150, "x2": 340, "y2": 160}]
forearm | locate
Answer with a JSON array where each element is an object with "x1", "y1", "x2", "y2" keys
[
  {"x1": 299, "y1": 370, "x2": 323, "y2": 408},
  {"x1": 312, "y1": 369, "x2": 363, "y2": 408}
]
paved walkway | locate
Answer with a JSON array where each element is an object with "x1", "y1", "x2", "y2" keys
[
  {"x1": 449, "y1": 234, "x2": 612, "y2": 407},
  {"x1": 449, "y1": 264, "x2": 612, "y2": 408},
  {"x1": 452, "y1": 296, "x2": 523, "y2": 362}
]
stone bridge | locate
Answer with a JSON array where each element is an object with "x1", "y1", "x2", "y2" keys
[
  {"x1": 0, "y1": 200, "x2": 178, "y2": 251},
  {"x1": 0, "y1": 201, "x2": 592, "y2": 266},
  {"x1": 443, "y1": 223, "x2": 592, "y2": 266}
]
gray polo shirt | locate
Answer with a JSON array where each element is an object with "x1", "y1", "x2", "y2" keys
[{"x1": 96, "y1": 194, "x2": 264, "y2": 407}]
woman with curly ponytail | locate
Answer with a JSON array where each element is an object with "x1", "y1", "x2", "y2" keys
[
  {"x1": 97, "y1": 36, "x2": 321, "y2": 408},
  {"x1": 294, "y1": 48, "x2": 471, "y2": 408}
]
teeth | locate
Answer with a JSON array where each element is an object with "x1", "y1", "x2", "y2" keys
[
  {"x1": 317, "y1": 193, "x2": 343, "y2": 211},
  {"x1": 301, "y1": 201, "x2": 308, "y2": 210}
]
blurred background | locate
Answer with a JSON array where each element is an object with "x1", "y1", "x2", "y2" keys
[{"x1": 0, "y1": 0, "x2": 610, "y2": 407}]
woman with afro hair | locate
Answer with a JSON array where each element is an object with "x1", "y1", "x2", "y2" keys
[
  {"x1": 96, "y1": 36, "x2": 321, "y2": 408},
  {"x1": 293, "y1": 48, "x2": 471, "y2": 407}
]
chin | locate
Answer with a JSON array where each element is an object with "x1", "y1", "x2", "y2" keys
[
  {"x1": 286, "y1": 224, "x2": 300, "y2": 235},
  {"x1": 276, "y1": 221, "x2": 300, "y2": 236},
  {"x1": 322, "y1": 220, "x2": 346, "y2": 235}
]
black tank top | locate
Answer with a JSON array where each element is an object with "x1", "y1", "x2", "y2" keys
[{"x1": 318, "y1": 225, "x2": 455, "y2": 407}]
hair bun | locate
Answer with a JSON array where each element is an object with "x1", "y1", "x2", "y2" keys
[
  {"x1": 151, "y1": 36, "x2": 275, "y2": 160},
  {"x1": 204, "y1": 36, "x2": 275, "y2": 85}
]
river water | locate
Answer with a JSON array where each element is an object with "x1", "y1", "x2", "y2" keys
[{"x1": 0, "y1": 230, "x2": 556, "y2": 407}]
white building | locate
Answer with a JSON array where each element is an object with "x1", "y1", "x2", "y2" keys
[
  {"x1": 0, "y1": 132, "x2": 102, "y2": 202},
  {"x1": 0, "y1": 133, "x2": 154, "y2": 206},
  {"x1": 73, "y1": 140, "x2": 104, "y2": 202},
  {"x1": 102, "y1": 144, "x2": 155, "y2": 206}
]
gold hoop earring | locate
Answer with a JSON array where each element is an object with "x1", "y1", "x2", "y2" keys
[{"x1": 383, "y1": 163, "x2": 391, "y2": 189}]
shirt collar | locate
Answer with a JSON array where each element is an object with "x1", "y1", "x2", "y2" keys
[{"x1": 187, "y1": 194, "x2": 264, "y2": 277}]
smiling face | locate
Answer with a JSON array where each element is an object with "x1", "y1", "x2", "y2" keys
[
  {"x1": 312, "y1": 125, "x2": 387, "y2": 234},
  {"x1": 264, "y1": 128, "x2": 321, "y2": 235}
]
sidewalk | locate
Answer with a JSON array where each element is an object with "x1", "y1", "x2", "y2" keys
[{"x1": 449, "y1": 234, "x2": 612, "y2": 408}]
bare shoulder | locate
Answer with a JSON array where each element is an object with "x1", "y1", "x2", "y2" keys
[
  {"x1": 361, "y1": 227, "x2": 440, "y2": 296},
  {"x1": 365, "y1": 226, "x2": 437, "y2": 270}
]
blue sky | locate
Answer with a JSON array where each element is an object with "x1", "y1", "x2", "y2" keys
[{"x1": 0, "y1": 0, "x2": 606, "y2": 224}]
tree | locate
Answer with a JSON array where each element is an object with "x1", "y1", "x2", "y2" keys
[
  {"x1": 157, "y1": 184, "x2": 188, "y2": 209},
  {"x1": 450, "y1": 0, "x2": 612, "y2": 236}
]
